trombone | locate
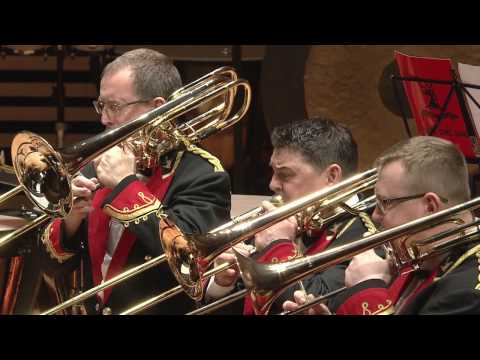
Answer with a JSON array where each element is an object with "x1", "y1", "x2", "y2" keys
[
  {"x1": 41, "y1": 194, "x2": 282, "y2": 315},
  {"x1": 279, "y1": 218, "x2": 480, "y2": 315},
  {"x1": 38, "y1": 66, "x2": 250, "y2": 314},
  {"x1": 43, "y1": 168, "x2": 376, "y2": 315},
  {"x1": 2, "y1": 66, "x2": 250, "y2": 252},
  {"x1": 186, "y1": 194, "x2": 377, "y2": 315},
  {"x1": 11, "y1": 66, "x2": 251, "y2": 218},
  {"x1": 117, "y1": 168, "x2": 377, "y2": 315},
  {"x1": 0, "y1": 67, "x2": 251, "y2": 253},
  {"x1": 0, "y1": 168, "x2": 50, "y2": 249},
  {"x1": 233, "y1": 197, "x2": 480, "y2": 315}
]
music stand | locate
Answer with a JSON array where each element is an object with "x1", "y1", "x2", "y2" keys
[{"x1": 391, "y1": 52, "x2": 480, "y2": 164}]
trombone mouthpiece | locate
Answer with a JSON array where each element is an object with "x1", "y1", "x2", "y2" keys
[{"x1": 270, "y1": 194, "x2": 283, "y2": 207}]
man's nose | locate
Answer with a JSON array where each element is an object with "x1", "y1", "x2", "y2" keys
[
  {"x1": 372, "y1": 206, "x2": 384, "y2": 226},
  {"x1": 269, "y1": 176, "x2": 281, "y2": 194},
  {"x1": 100, "y1": 110, "x2": 113, "y2": 127}
]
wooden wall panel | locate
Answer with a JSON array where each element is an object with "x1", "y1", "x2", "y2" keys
[{"x1": 0, "y1": 45, "x2": 266, "y2": 171}]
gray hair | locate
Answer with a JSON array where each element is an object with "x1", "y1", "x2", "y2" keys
[{"x1": 102, "y1": 48, "x2": 182, "y2": 100}]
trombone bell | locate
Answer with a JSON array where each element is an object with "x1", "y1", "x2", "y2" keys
[
  {"x1": 158, "y1": 218, "x2": 205, "y2": 301},
  {"x1": 11, "y1": 132, "x2": 72, "y2": 217}
]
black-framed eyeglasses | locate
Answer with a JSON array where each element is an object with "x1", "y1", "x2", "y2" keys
[
  {"x1": 376, "y1": 193, "x2": 449, "y2": 213},
  {"x1": 92, "y1": 99, "x2": 151, "y2": 116}
]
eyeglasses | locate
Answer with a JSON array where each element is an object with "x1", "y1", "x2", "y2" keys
[
  {"x1": 92, "y1": 99, "x2": 151, "y2": 116},
  {"x1": 376, "y1": 193, "x2": 449, "y2": 214}
]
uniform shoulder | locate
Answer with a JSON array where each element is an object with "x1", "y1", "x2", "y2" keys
[{"x1": 180, "y1": 145, "x2": 225, "y2": 173}]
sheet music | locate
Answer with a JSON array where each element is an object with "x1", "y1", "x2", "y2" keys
[
  {"x1": 458, "y1": 62, "x2": 480, "y2": 139},
  {"x1": 395, "y1": 51, "x2": 478, "y2": 160}
]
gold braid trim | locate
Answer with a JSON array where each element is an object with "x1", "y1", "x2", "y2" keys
[
  {"x1": 335, "y1": 210, "x2": 377, "y2": 240},
  {"x1": 186, "y1": 144, "x2": 224, "y2": 172},
  {"x1": 437, "y1": 244, "x2": 480, "y2": 291},
  {"x1": 336, "y1": 217, "x2": 356, "y2": 239},
  {"x1": 358, "y1": 211, "x2": 378, "y2": 236},
  {"x1": 270, "y1": 246, "x2": 300, "y2": 263},
  {"x1": 362, "y1": 300, "x2": 394, "y2": 315},
  {"x1": 103, "y1": 192, "x2": 162, "y2": 227},
  {"x1": 41, "y1": 221, "x2": 75, "y2": 264},
  {"x1": 476, "y1": 252, "x2": 480, "y2": 291}
]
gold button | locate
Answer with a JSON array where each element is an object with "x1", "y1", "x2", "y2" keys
[
  {"x1": 102, "y1": 307, "x2": 112, "y2": 315},
  {"x1": 144, "y1": 255, "x2": 152, "y2": 261}
]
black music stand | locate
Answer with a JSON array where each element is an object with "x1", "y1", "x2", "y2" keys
[
  {"x1": 391, "y1": 68, "x2": 480, "y2": 195},
  {"x1": 391, "y1": 70, "x2": 480, "y2": 163}
]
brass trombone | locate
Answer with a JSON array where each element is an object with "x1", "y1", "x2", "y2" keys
[
  {"x1": 233, "y1": 196, "x2": 480, "y2": 315},
  {"x1": 2, "y1": 71, "x2": 242, "y2": 249},
  {"x1": 41, "y1": 194, "x2": 282, "y2": 315},
  {"x1": 0, "y1": 170, "x2": 50, "y2": 250},
  {"x1": 37, "y1": 66, "x2": 250, "y2": 314},
  {"x1": 186, "y1": 194, "x2": 377, "y2": 315},
  {"x1": 11, "y1": 66, "x2": 251, "y2": 218},
  {"x1": 279, "y1": 218, "x2": 480, "y2": 315},
  {"x1": 43, "y1": 168, "x2": 376, "y2": 315},
  {"x1": 1, "y1": 66, "x2": 249, "y2": 254},
  {"x1": 117, "y1": 168, "x2": 377, "y2": 315}
]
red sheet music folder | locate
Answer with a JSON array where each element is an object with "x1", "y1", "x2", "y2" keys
[{"x1": 394, "y1": 51, "x2": 479, "y2": 161}]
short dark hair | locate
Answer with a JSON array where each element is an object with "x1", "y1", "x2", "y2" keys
[
  {"x1": 271, "y1": 117, "x2": 358, "y2": 176},
  {"x1": 102, "y1": 48, "x2": 182, "y2": 100}
]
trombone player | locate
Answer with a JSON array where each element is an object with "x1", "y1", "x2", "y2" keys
[
  {"x1": 40, "y1": 49, "x2": 232, "y2": 315},
  {"x1": 205, "y1": 118, "x2": 375, "y2": 314},
  {"x1": 284, "y1": 136, "x2": 480, "y2": 315}
]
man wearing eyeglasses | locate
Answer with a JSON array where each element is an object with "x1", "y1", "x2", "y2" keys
[
  {"x1": 284, "y1": 136, "x2": 480, "y2": 315},
  {"x1": 40, "y1": 48, "x2": 231, "y2": 315}
]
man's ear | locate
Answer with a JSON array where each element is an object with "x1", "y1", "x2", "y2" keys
[
  {"x1": 153, "y1": 97, "x2": 166, "y2": 108},
  {"x1": 325, "y1": 164, "x2": 343, "y2": 185},
  {"x1": 424, "y1": 192, "x2": 442, "y2": 214}
]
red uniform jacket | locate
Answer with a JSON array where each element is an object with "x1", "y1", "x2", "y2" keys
[
  {"x1": 330, "y1": 243, "x2": 480, "y2": 315},
  {"x1": 242, "y1": 229, "x2": 333, "y2": 315},
  {"x1": 243, "y1": 215, "x2": 370, "y2": 315}
]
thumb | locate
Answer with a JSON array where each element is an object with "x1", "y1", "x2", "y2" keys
[
  {"x1": 93, "y1": 155, "x2": 102, "y2": 168},
  {"x1": 262, "y1": 200, "x2": 276, "y2": 212},
  {"x1": 293, "y1": 290, "x2": 307, "y2": 305}
]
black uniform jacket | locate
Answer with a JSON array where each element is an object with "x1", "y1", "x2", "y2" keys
[{"x1": 41, "y1": 148, "x2": 231, "y2": 314}]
